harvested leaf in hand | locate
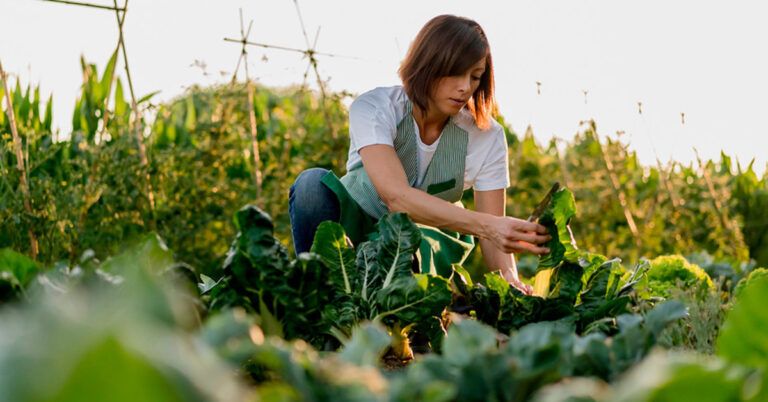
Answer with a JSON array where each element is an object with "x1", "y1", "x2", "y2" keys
[{"x1": 537, "y1": 188, "x2": 579, "y2": 269}]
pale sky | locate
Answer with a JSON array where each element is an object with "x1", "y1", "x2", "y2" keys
[{"x1": 2, "y1": 0, "x2": 766, "y2": 173}]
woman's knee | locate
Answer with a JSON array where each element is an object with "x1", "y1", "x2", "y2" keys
[
  {"x1": 291, "y1": 168, "x2": 330, "y2": 199},
  {"x1": 294, "y1": 168, "x2": 329, "y2": 189},
  {"x1": 289, "y1": 168, "x2": 338, "y2": 216}
]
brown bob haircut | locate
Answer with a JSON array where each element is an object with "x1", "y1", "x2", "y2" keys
[{"x1": 399, "y1": 15, "x2": 497, "y2": 129}]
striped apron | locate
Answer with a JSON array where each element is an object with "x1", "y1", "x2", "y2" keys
[{"x1": 320, "y1": 100, "x2": 475, "y2": 276}]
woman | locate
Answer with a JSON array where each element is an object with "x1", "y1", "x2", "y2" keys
[{"x1": 288, "y1": 15, "x2": 550, "y2": 293}]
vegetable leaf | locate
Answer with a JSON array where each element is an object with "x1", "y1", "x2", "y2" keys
[
  {"x1": 312, "y1": 221, "x2": 357, "y2": 294},
  {"x1": 370, "y1": 213, "x2": 422, "y2": 290},
  {"x1": 537, "y1": 188, "x2": 579, "y2": 269}
]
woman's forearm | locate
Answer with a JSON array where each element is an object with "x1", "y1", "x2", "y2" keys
[
  {"x1": 386, "y1": 187, "x2": 520, "y2": 277},
  {"x1": 479, "y1": 237, "x2": 517, "y2": 275},
  {"x1": 480, "y1": 239, "x2": 517, "y2": 271},
  {"x1": 385, "y1": 186, "x2": 492, "y2": 238},
  {"x1": 480, "y1": 236, "x2": 531, "y2": 293}
]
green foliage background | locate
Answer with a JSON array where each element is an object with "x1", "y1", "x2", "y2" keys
[{"x1": 2, "y1": 55, "x2": 767, "y2": 278}]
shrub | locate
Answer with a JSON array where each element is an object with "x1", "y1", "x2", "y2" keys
[
  {"x1": 732, "y1": 267, "x2": 768, "y2": 299},
  {"x1": 638, "y1": 255, "x2": 713, "y2": 298}
]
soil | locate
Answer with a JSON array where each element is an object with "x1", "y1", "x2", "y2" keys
[{"x1": 382, "y1": 354, "x2": 411, "y2": 371}]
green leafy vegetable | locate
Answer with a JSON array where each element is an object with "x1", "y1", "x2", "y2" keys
[
  {"x1": 718, "y1": 274, "x2": 768, "y2": 368},
  {"x1": 208, "y1": 208, "x2": 450, "y2": 358},
  {"x1": 207, "y1": 205, "x2": 335, "y2": 346},
  {"x1": 0, "y1": 248, "x2": 40, "y2": 302},
  {"x1": 459, "y1": 257, "x2": 639, "y2": 334},
  {"x1": 606, "y1": 352, "x2": 747, "y2": 402},
  {"x1": 637, "y1": 255, "x2": 714, "y2": 298},
  {"x1": 732, "y1": 267, "x2": 768, "y2": 299},
  {"x1": 537, "y1": 188, "x2": 579, "y2": 269},
  {"x1": 369, "y1": 213, "x2": 422, "y2": 290},
  {"x1": 0, "y1": 247, "x2": 247, "y2": 402},
  {"x1": 338, "y1": 322, "x2": 392, "y2": 367},
  {"x1": 392, "y1": 302, "x2": 685, "y2": 402},
  {"x1": 312, "y1": 221, "x2": 357, "y2": 294}
]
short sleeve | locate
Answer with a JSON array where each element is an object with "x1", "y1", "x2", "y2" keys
[
  {"x1": 472, "y1": 126, "x2": 510, "y2": 191},
  {"x1": 348, "y1": 91, "x2": 398, "y2": 152}
]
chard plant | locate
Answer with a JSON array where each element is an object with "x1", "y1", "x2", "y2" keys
[
  {"x1": 203, "y1": 301, "x2": 686, "y2": 402},
  {"x1": 204, "y1": 206, "x2": 452, "y2": 359},
  {"x1": 390, "y1": 301, "x2": 686, "y2": 402},
  {"x1": 453, "y1": 186, "x2": 648, "y2": 335},
  {"x1": 311, "y1": 214, "x2": 452, "y2": 360}
]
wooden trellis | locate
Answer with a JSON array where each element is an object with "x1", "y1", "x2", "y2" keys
[
  {"x1": 38, "y1": 0, "x2": 156, "y2": 220},
  {"x1": 228, "y1": 8, "x2": 263, "y2": 199}
]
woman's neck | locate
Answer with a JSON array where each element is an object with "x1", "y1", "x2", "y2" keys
[{"x1": 412, "y1": 103, "x2": 449, "y2": 143}]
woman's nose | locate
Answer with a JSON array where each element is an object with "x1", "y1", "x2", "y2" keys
[{"x1": 458, "y1": 76, "x2": 471, "y2": 93}]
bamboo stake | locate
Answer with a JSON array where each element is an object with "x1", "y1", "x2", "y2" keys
[
  {"x1": 229, "y1": 9, "x2": 264, "y2": 200},
  {"x1": 653, "y1": 160, "x2": 688, "y2": 251},
  {"x1": 226, "y1": 2, "x2": 360, "y2": 171},
  {"x1": 228, "y1": 2, "x2": 344, "y2": 145},
  {"x1": 112, "y1": 0, "x2": 156, "y2": 217},
  {"x1": 293, "y1": 6, "x2": 338, "y2": 142},
  {"x1": 222, "y1": 38, "x2": 364, "y2": 60},
  {"x1": 278, "y1": 121, "x2": 293, "y2": 189},
  {"x1": 229, "y1": 9, "x2": 253, "y2": 85},
  {"x1": 640, "y1": 193, "x2": 658, "y2": 229},
  {"x1": 633, "y1": 159, "x2": 677, "y2": 246},
  {"x1": 637, "y1": 104, "x2": 683, "y2": 210},
  {"x1": 657, "y1": 158, "x2": 682, "y2": 208},
  {"x1": 309, "y1": 56, "x2": 338, "y2": 142},
  {"x1": 246, "y1": 82, "x2": 263, "y2": 199},
  {"x1": 39, "y1": 0, "x2": 124, "y2": 12},
  {"x1": 591, "y1": 121, "x2": 641, "y2": 247},
  {"x1": 635, "y1": 103, "x2": 684, "y2": 249},
  {"x1": 0, "y1": 132, "x2": 12, "y2": 193},
  {"x1": 98, "y1": 12, "x2": 126, "y2": 143},
  {"x1": 0, "y1": 61, "x2": 39, "y2": 259}
]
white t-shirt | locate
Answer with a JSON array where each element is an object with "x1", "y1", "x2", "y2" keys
[
  {"x1": 347, "y1": 85, "x2": 510, "y2": 191},
  {"x1": 415, "y1": 128, "x2": 440, "y2": 187}
]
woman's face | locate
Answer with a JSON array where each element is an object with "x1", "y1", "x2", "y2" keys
[{"x1": 430, "y1": 57, "x2": 487, "y2": 117}]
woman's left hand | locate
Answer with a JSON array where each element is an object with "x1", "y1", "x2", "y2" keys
[{"x1": 500, "y1": 267, "x2": 533, "y2": 295}]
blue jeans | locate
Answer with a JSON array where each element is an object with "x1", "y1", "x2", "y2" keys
[{"x1": 288, "y1": 168, "x2": 341, "y2": 256}]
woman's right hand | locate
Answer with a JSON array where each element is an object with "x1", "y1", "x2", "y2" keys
[{"x1": 483, "y1": 215, "x2": 551, "y2": 255}]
